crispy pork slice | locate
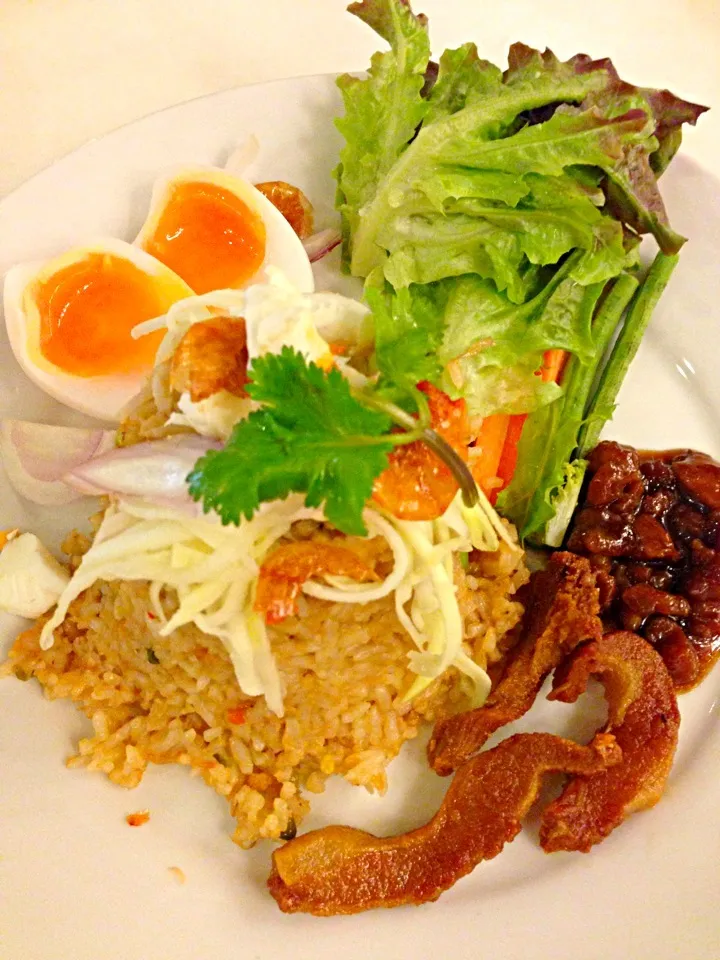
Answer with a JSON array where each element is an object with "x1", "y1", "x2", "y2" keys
[
  {"x1": 268, "y1": 732, "x2": 620, "y2": 915},
  {"x1": 540, "y1": 630, "x2": 680, "y2": 852},
  {"x1": 428, "y1": 552, "x2": 602, "y2": 775}
]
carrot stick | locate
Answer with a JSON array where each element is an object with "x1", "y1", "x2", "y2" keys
[
  {"x1": 492, "y1": 349, "x2": 568, "y2": 500},
  {"x1": 471, "y1": 414, "x2": 509, "y2": 496},
  {"x1": 495, "y1": 414, "x2": 527, "y2": 494},
  {"x1": 540, "y1": 348, "x2": 568, "y2": 384},
  {"x1": 469, "y1": 350, "x2": 568, "y2": 503}
]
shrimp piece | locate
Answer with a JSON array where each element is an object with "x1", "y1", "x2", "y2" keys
[
  {"x1": 254, "y1": 181, "x2": 314, "y2": 239},
  {"x1": 254, "y1": 541, "x2": 379, "y2": 624},
  {"x1": 169, "y1": 316, "x2": 249, "y2": 402},
  {"x1": 372, "y1": 382, "x2": 470, "y2": 521}
]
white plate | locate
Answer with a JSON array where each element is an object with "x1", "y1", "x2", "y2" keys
[{"x1": 0, "y1": 74, "x2": 719, "y2": 960}]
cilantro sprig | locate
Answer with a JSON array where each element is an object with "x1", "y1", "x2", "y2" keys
[{"x1": 187, "y1": 347, "x2": 476, "y2": 536}]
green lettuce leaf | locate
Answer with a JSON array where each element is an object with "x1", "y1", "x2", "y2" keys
[
  {"x1": 438, "y1": 261, "x2": 605, "y2": 416},
  {"x1": 335, "y1": 0, "x2": 431, "y2": 264},
  {"x1": 345, "y1": 58, "x2": 615, "y2": 277},
  {"x1": 416, "y1": 167, "x2": 532, "y2": 210},
  {"x1": 365, "y1": 277, "x2": 446, "y2": 387},
  {"x1": 336, "y1": 4, "x2": 702, "y2": 281},
  {"x1": 379, "y1": 170, "x2": 628, "y2": 298},
  {"x1": 424, "y1": 43, "x2": 503, "y2": 125},
  {"x1": 536, "y1": 459, "x2": 588, "y2": 548},
  {"x1": 350, "y1": 94, "x2": 652, "y2": 292},
  {"x1": 495, "y1": 394, "x2": 578, "y2": 540}
]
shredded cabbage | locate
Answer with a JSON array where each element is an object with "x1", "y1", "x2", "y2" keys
[
  {"x1": 132, "y1": 270, "x2": 373, "y2": 439},
  {"x1": 40, "y1": 496, "x2": 410, "y2": 716},
  {"x1": 40, "y1": 482, "x2": 512, "y2": 715},
  {"x1": 389, "y1": 490, "x2": 521, "y2": 706}
]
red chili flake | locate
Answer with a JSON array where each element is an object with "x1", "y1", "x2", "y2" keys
[
  {"x1": 126, "y1": 810, "x2": 150, "y2": 827},
  {"x1": 227, "y1": 706, "x2": 247, "y2": 726},
  {"x1": 147, "y1": 611, "x2": 157, "y2": 621}
]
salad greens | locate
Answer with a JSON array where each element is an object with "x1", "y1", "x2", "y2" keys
[
  {"x1": 332, "y1": 0, "x2": 705, "y2": 541},
  {"x1": 190, "y1": 0, "x2": 706, "y2": 545},
  {"x1": 337, "y1": 0, "x2": 704, "y2": 284},
  {"x1": 496, "y1": 270, "x2": 642, "y2": 544}
]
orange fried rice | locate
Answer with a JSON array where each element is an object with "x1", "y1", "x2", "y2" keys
[{"x1": 2, "y1": 524, "x2": 527, "y2": 848}]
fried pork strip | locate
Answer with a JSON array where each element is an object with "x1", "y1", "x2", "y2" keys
[
  {"x1": 428, "y1": 552, "x2": 602, "y2": 775},
  {"x1": 540, "y1": 630, "x2": 680, "y2": 852},
  {"x1": 169, "y1": 316, "x2": 249, "y2": 402},
  {"x1": 268, "y1": 732, "x2": 620, "y2": 915}
]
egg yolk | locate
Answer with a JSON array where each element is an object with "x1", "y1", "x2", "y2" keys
[
  {"x1": 142, "y1": 181, "x2": 267, "y2": 295},
  {"x1": 33, "y1": 254, "x2": 166, "y2": 377}
]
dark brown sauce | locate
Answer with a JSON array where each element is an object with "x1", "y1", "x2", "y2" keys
[{"x1": 566, "y1": 441, "x2": 720, "y2": 691}]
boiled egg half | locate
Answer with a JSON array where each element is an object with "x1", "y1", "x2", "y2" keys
[
  {"x1": 134, "y1": 165, "x2": 314, "y2": 296},
  {"x1": 4, "y1": 164, "x2": 314, "y2": 423},
  {"x1": 3, "y1": 239, "x2": 194, "y2": 421}
]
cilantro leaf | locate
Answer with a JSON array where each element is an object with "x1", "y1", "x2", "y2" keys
[{"x1": 187, "y1": 348, "x2": 395, "y2": 536}]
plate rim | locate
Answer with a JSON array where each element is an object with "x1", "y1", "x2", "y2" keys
[{"x1": 0, "y1": 69, "x2": 338, "y2": 213}]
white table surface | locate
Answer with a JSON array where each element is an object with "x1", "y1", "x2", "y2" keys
[{"x1": 0, "y1": 0, "x2": 718, "y2": 200}]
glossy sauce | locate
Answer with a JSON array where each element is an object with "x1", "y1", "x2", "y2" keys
[
  {"x1": 567, "y1": 441, "x2": 720, "y2": 690},
  {"x1": 33, "y1": 254, "x2": 166, "y2": 376},
  {"x1": 143, "y1": 181, "x2": 266, "y2": 294}
]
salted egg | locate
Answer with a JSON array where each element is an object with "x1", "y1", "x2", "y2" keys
[
  {"x1": 3, "y1": 239, "x2": 194, "y2": 421},
  {"x1": 134, "y1": 166, "x2": 315, "y2": 296}
]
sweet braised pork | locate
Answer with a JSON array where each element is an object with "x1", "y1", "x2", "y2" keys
[{"x1": 567, "y1": 441, "x2": 720, "y2": 689}]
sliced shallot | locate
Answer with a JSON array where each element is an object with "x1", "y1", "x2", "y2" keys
[
  {"x1": 223, "y1": 135, "x2": 261, "y2": 178},
  {"x1": 64, "y1": 435, "x2": 220, "y2": 502},
  {"x1": 0, "y1": 420, "x2": 115, "y2": 505},
  {"x1": 302, "y1": 229, "x2": 341, "y2": 263}
]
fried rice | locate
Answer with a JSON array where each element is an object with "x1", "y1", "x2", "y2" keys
[{"x1": 2, "y1": 524, "x2": 527, "y2": 848}]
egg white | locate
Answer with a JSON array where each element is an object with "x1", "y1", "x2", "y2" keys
[
  {"x1": 134, "y1": 165, "x2": 315, "y2": 295},
  {"x1": 3, "y1": 168, "x2": 314, "y2": 425}
]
